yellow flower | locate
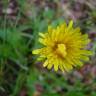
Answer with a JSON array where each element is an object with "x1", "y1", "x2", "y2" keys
[{"x1": 32, "y1": 20, "x2": 92, "y2": 72}]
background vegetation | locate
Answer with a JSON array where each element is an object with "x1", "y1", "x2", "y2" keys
[{"x1": 0, "y1": 0, "x2": 96, "y2": 96}]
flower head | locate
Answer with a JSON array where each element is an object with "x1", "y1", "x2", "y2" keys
[{"x1": 32, "y1": 20, "x2": 92, "y2": 72}]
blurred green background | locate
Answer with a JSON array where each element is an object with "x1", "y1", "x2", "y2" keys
[{"x1": 0, "y1": 0, "x2": 96, "y2": 96}]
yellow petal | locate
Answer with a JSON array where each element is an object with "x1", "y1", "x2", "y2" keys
[
  {"x1": 54, "y1": 60, "x2": 59, "y2": 71},
  {"x1": 39, "y1": 32, "x2": 45, "y2": 38},
  {"x1": 47, "y1": 63, "x2": 53, "y2": 69},
  {"x1": 62, "y1": 61, "x2": 72, "y2": 72},
  {"x1": 68, "y1": 20, "x2": 73, "y2": 29},
  {"x1": 80, "y1": 55, "x2": 89, "y2": 61},
  {"x1": 82, "y1": 50, "x2": 92, "y2": 55},
  {"x1": 77, "y1": 61, "x2": 83, "y2": 66},
  {"x1": 32, "y1": 49, "x2": 41, "y2": 54},
  {"x1": 48, "y1": 25, "x2": 52, "y2": 32},
  {"x1": 59, "y1": 64, "x2": 64, "y2": 72},
  {"x1": 38, "y1": 38, "x2": 45, "y2": 45},
  {"x1": 43, "y1": 60, "x2": 49, "y2": 67},
  {"x1": 52, "y1": 29, "x2": 56, "y2": 41},
  {"x1": 37, "y1": 56, "x2": 45, "y2": 61}
]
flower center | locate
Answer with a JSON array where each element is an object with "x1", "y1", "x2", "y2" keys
[{"x1": 56, "y1": 44, "x2": 67, "y2": 58}]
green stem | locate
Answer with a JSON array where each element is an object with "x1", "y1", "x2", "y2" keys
[{"x1": 10, "y1": 70, "x2": 27, "y2": 96}]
